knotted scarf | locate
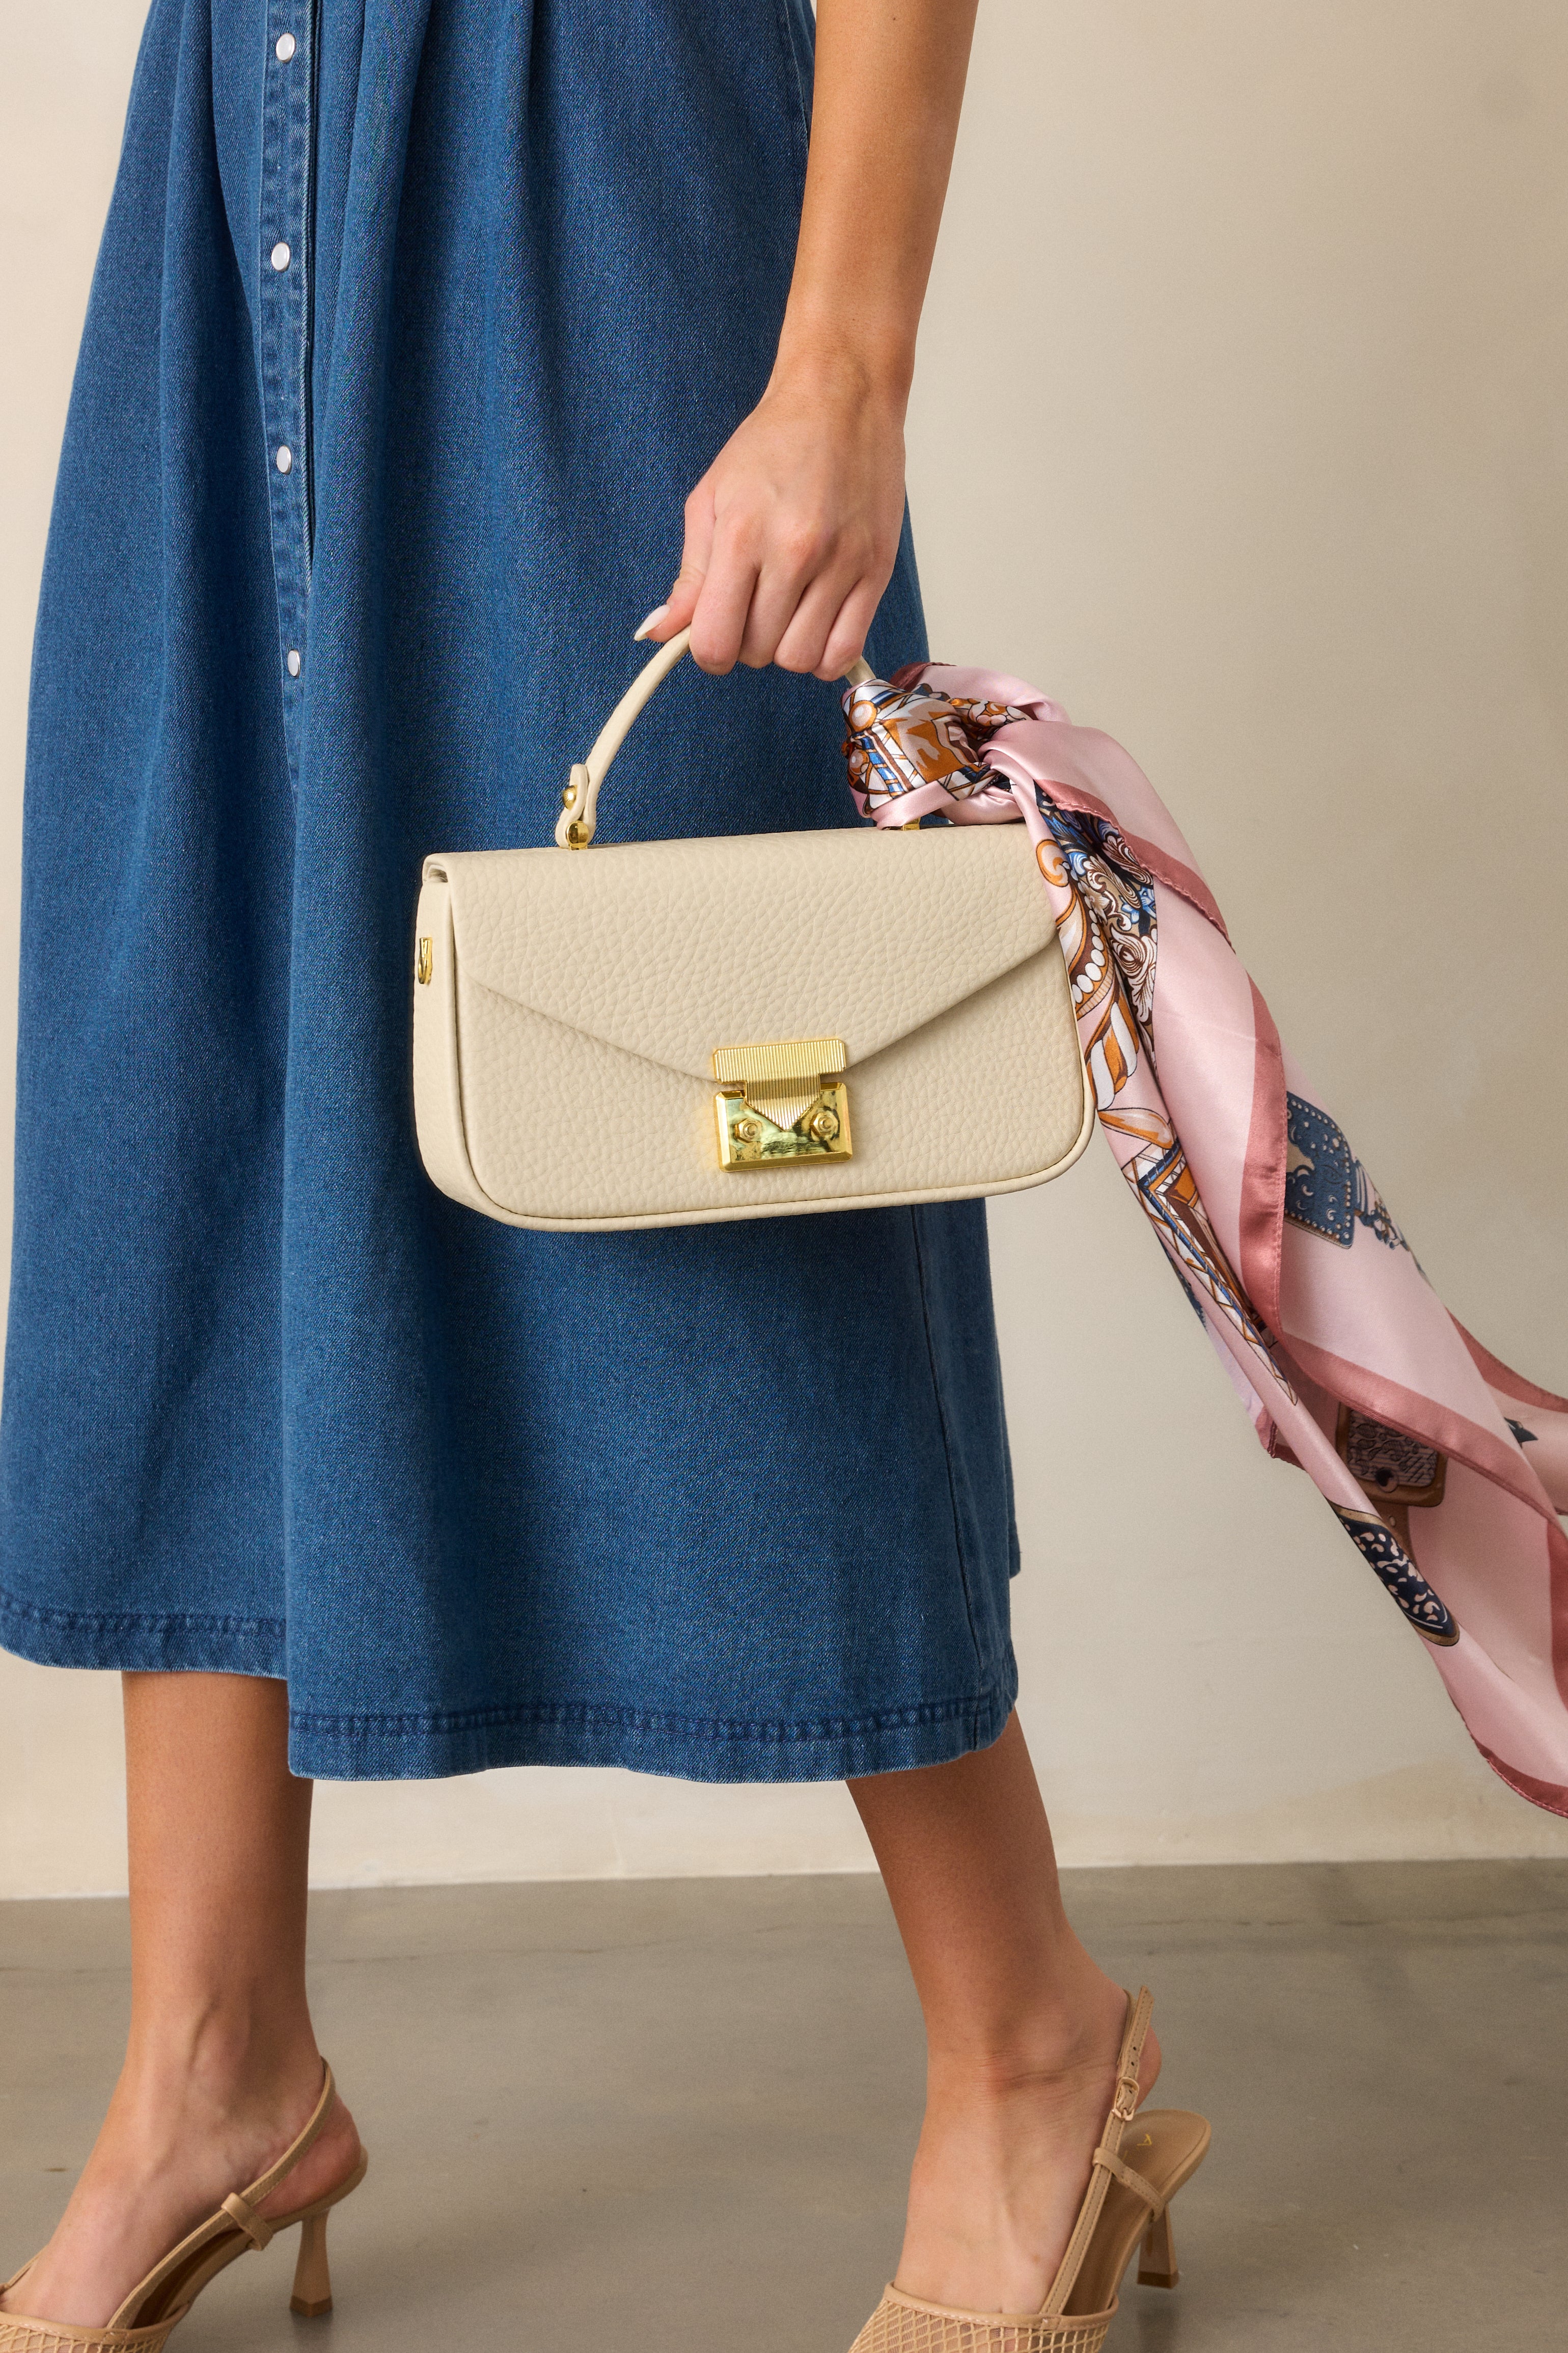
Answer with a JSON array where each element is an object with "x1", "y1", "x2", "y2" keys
[{"x1": 843, "y1": 663, "x2": 1568, "y2": 1817}]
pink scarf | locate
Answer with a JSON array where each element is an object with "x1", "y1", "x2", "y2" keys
[{"x1": 843, "y1": 664, "x2": 1568, "y2": 1817}]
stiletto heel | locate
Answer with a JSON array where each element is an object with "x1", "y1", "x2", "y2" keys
[
  {"x1": 847, "y1": 1989, "x2": 1210, "y2": 2353},
  {"x1": 1136, "y1": 2200, "x2": 1178, "y2": 2289},
  {"x1": 0, "y1": 2063, "x2": 367, "y2": 2353},
  {"x1": 289, "y1": 2212, "x2": 334, "y2": 2319}
]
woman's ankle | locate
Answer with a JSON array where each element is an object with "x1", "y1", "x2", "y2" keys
[
  {"x1": 105, "y1": 2009, "x2": 325, "y2": 2171},
  {"x1": 922, "y1": 1952, "x2": 1134, "y2": 2096},
  {"x1": 895, "y1": 1977, "x2": 1161, "y2": 2311},
  {"x1": 0, "y1": 2022, "x2": 353, "y2": 2333},
  {"x1": 124, "y1": 1996, "x2": 319, "y2": 2095}
]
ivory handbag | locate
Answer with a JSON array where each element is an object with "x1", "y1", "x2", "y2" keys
[{"x1": 411, "y1": 631, "x2": 1093, "y2": 1230}]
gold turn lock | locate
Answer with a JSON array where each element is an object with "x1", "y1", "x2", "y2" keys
[{"x1": 712, "y1": 1038, "x2": 852, "y2": 1169}]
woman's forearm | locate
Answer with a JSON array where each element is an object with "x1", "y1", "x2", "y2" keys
[
  {"x1": 643, "y1": 0, "x2": 980, "y2": 678},
  {"x1": 776, "y1": 0, "x2": 981, "y2": 406}
]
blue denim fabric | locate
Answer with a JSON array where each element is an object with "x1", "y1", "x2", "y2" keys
[{"x1": 0, "y1": 0, "x2": 1022, "y2": 1782}]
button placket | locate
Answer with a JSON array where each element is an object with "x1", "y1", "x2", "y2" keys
[{"x1": 259, "y1": 6, "x2": 317, "y2": 783}]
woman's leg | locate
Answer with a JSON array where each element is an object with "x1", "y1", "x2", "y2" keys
[
  {"x1": 849, "y1": 1713, "x2": 1159, "y2": 2313},
  {"x1": 1, "y1": 1673, "x2": 360, "y2": 2329}
]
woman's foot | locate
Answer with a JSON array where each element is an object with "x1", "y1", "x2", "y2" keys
[
  {"x1": 0, "y1": 2050, "x2": 361, "y2": 2331},
  {"x1": 893, "y1": 1967, "x2": 1161, "y2": 2314}
]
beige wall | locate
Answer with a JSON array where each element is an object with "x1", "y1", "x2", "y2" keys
[{"x1": 3, "y1": 4, "x2": 1566, "y2": 1897}]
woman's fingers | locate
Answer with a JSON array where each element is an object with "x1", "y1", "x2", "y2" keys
[
  {"x1": 766, "y1": 562, "x2": 869, "y2": 677},
  {"x1": 644, "y1": 564, "x2": 704, "y2": 640},
  {"x1": 688, "y1": 515, "x2": 764, "y2": 674},
  {"x1": 641, "y1": 483, "x2": 717, "y2": 642},
  {"x1": 693, "y1": 490, "x2": 887, "y2": 674},
  {"x1": 654, "y1": 524, "x2": 885, "y2": 677},
  {"x1": 732, "y1": 518, "x2": 833, "y2": 669},
  {"x1": 691, "y1": 523, "x2": 880, "y2": 675},
  {"x1": 814, "y1": 577, "x2": 884, "y2": 681},
  {"x1": 645, "y1": 379, "x2": 904, "y2": 675}
]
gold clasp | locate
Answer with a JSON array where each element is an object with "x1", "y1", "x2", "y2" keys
[{"x1": 712, "y1": 1038, "x2": 852, "y2": 1169}]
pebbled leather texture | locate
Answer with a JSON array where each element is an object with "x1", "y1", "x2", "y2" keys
[{"x1": 412, "y1": 825, "x2": 1093, "y2": 1230}]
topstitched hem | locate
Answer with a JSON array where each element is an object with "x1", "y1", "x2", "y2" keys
[
  {"x1": 0, "y1": 1583, "x2": 287, "y2": 1678},
  {"x1": 288, "y1": 1662, "x2": 1019, "y2": 1782},
  {"x1": 0, "y1": 1581, "x2": 1018, "y2": 1786}
]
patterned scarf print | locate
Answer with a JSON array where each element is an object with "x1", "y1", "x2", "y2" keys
[{"x1": 843, "y1": 666, "x2": 1568, "y2": 1815}]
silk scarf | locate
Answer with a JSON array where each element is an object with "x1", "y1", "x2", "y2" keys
[{"x1": 843, "y1": 663, "x2": 1568, "y2": 1817}]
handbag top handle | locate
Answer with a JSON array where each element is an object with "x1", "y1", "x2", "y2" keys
[{"x1": 556, "y1": 629, "x2": 875, "y2": 848}]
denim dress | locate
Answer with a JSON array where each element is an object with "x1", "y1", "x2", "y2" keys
[{"x1": 0, "y1": 0, "x2": 1021, "y2": 1781}]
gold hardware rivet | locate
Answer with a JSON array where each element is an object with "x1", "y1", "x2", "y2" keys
[
  {"x1": 806, "y1": 1106, "x2": 840, "y2": 1144},
  {"x1": 734, "y1": 1118, "x2": 761, "y2": 1145},
  {"x1": 416, "y1": 936, "x2": 433, "y2": 986},
  {"x1": 565, "y1": 821, "x2": 590, "y2": 848},
  {"x1": 561, "y1": 785, "x2": 577, "y2": 807}
]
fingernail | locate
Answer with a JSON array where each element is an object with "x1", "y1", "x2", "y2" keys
[{"x1": 634, "y1": 605, "x2": 670, "y2": 641}]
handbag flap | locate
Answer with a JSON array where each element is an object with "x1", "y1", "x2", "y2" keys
[{"x1": 428, "y1": 824, "x2": 1056, "y2": 1083}]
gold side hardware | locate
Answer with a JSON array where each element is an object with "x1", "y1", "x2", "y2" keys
[
  {"x1": 561, "y1": 764, "x2": 594, "y2": 847},
  {"x1": 711, "y1": 1037, "x2": 852, "y2": 1169},
  {"x1": 416, "y1": 936, "x2": 433, "y2": 986}
]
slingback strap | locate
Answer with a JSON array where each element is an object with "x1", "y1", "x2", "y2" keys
[
  {"x1": 105, "y1": 2063, "x2": 340, "y2": 2331},
  {"x1": 1090, "y1": 2148, "x2": 1162, "y2": 2206},
  {"x1": 1039, "y1": 1989, "x2": 1154, "y2": 2321},
  {"x1": 234, "y1": 2061, "x2": 338, "y2": 2208},
  {"x1": 555, "y1": 627, "x2": 876, "y2": 847},
  {"x1": 217, "y1": 2194, "x2": 274, "y2": 2252}
]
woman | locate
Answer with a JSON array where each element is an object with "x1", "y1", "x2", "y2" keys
[{"x1": 0, "y1": 2, "x2": 1203, "y2": 2346}]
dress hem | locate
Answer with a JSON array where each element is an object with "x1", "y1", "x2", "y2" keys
[
  {"x1": 0, "y1": 1583, "x2": 286, "y2": 1678},
  {"x1": 286, "y1": 1666, "x2": 1018, "y2": 1781},
  {"x1": 1, "y1": 1583, "x2": 1018, "y2": 1784}
]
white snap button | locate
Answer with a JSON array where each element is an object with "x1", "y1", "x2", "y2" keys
[
  {"x1": 287, "y1": 649, "x2": 302, "y2": 678},
  {"x1": 275, "y1": 32, "x2": 296, "y2": 62},
  {"x1": 276, "y1": 445, "x2": 292, "y2": 473},
  {"x1": 270, "y1": 241, "x2": 291, "y2": 272}
]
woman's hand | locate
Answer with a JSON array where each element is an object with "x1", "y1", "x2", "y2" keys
[
  {"x1": 641, "y1": 357, "x2": 908, "y2": 681},
  {"x1": 639, "y1": 0, "x2": 980, "y2": 683}
]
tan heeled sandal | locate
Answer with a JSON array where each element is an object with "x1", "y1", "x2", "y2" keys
[
  {"x1": 848, "y1": 1988, "x2": 1209, "y2": 2353},
  {"x1": 0, "y1": 2062, "x2": 367, "y2": 2353}
]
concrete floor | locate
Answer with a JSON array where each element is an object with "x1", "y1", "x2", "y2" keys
[{"x1": 2, "y1": 1862, "x2": 1564, "y2": 2351}]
